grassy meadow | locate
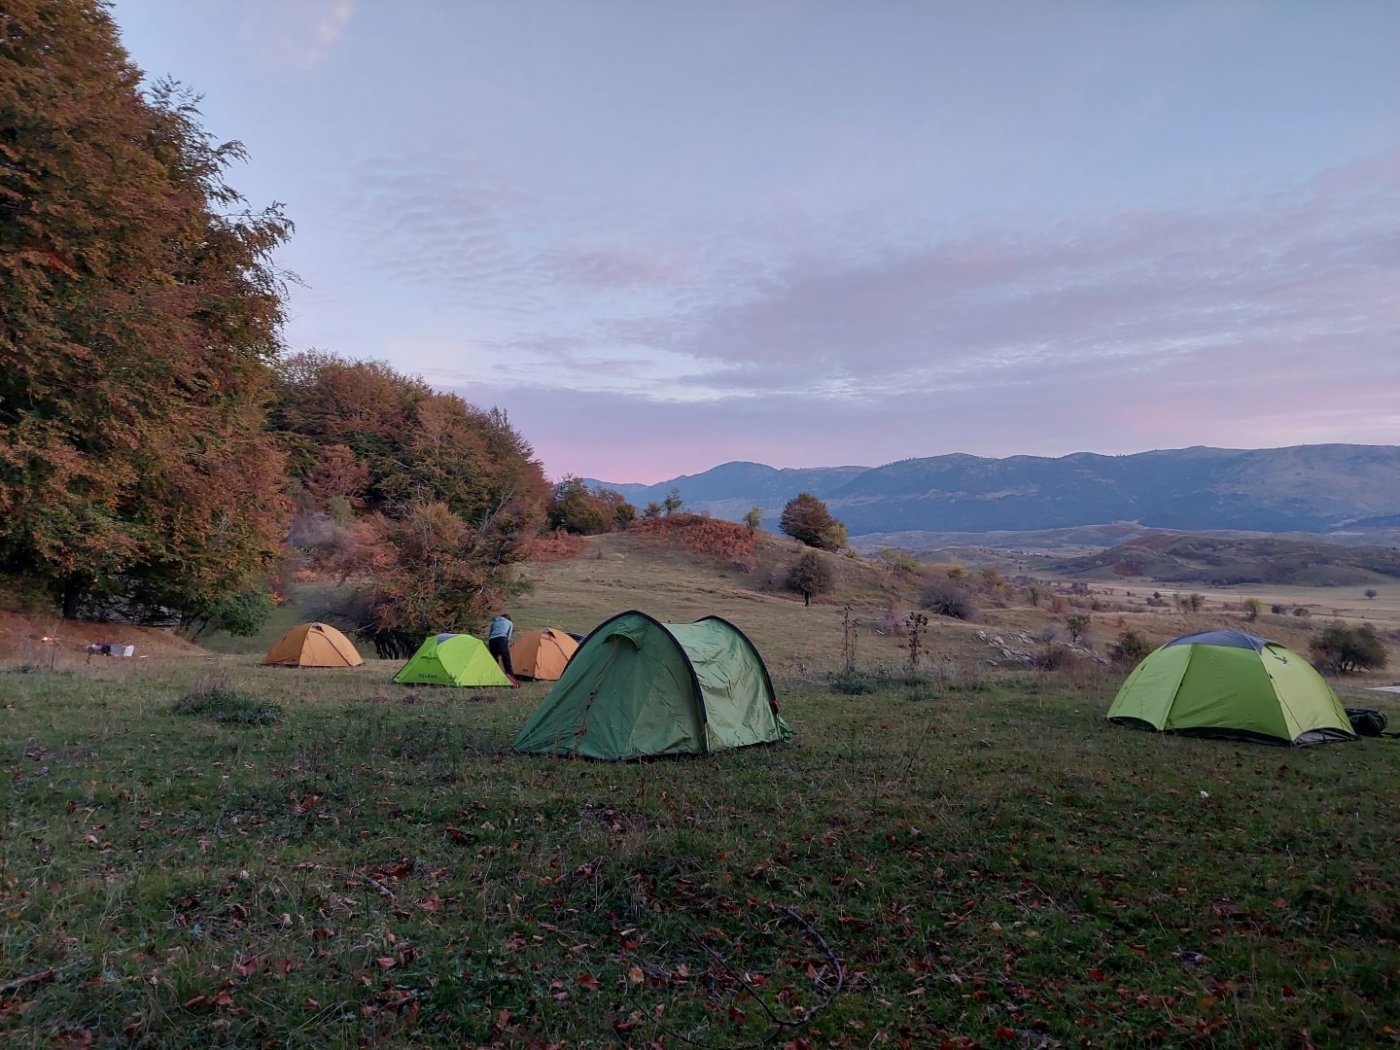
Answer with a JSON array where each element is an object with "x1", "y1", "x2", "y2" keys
[{"x1": 3, "y1": 535, "x2": 1398, "y2": 1048}]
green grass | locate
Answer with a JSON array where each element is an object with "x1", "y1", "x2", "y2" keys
[{"x1": 1, "y1": 658, "x2": 1396, "y2": 1047}]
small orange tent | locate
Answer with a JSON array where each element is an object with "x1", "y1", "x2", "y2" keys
[
  {"x1": 261, "y1": 623, "x2": 363, "y2": 668},
  {"x1": 510, "y1": 627, "x2": 579, "y2": 681}
]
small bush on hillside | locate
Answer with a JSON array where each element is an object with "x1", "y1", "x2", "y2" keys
[
  {"x1": 786, "y1": 550, "x2": 833, "y2": 606},
  {"x1": 920, "y1": 575, "x2": 979, "y2": 621},
  {"x1": 1270, "y1": 603, "x2": 1287, "y2": 615},
  {"x1": 1108, "y1": 629, "x2": 1153, "y2": 666},
  {"x1": 174, "y1": 688, "x2": 281, "y2": 726},
  {"x1": 1031, "y1": 642, "x2": 1076, "y2": 671},
  {"x1": 876, "y1": 549, "x2": 921, "y2": 575},
  {"x1": 1065, "y1": 613, "x2": 1091, "y2": 643},
  {"x1": 1310, "y1": 622, "x2": 1387, "y2": 674}
]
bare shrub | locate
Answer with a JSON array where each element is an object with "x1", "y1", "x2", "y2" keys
[
  {"x1": 921, "y1": 574, "x2": 979, "y2": 621},
  {"x1": 1032, "y1": 642, "x2": 1076, "y2": 671},
  {"x1": 633, "y1": 513, "x2": 756, "y2": 562}
]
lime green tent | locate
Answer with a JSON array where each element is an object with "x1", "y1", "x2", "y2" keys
[
  {"x1": 393, "y1": 633, "x2": 513, "y2": 688},
  {"x1": 514, "y1": 611, "x2": 791, "y2": 759},
  {"x1": 1107, "y1": 630, "x2": 1355, "y2": 745}
]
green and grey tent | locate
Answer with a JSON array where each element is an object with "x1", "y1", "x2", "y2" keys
[
  {"x1": 392, "y1": 633, "x2": 513, "y2": 688},
  {"x1": 514, "y1": 610, "x2": 791, "y2": 759},
  {"x1": 1107, "y1": 629, "x2": 1355, "y2": 745}
]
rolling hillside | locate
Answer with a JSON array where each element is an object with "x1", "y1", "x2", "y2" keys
[{"x1": 1052, "y1": 534, "x2": 1400, "y2": 586}]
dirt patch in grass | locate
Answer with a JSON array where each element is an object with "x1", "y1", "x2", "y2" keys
[{"x1": 0, "y1": 610, "x2": 207, "y2": 666}]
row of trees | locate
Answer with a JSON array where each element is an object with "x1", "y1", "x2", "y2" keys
[
  {"x1": 0, "y1": 3, "x2": 551, "y2": 650},
  {"x1": 0, "y1": 0, "x2": 850, "y2": 657}
]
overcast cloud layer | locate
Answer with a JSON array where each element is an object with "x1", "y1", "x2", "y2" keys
[{"x1": 111, "y1": 1, "x2": 1400, "y2": 482}]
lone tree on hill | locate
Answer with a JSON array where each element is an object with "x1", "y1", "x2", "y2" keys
[
  {"x1": 786, "y1": 549, "x2": 832, "y2": 606},
  {"x1": 780, "y1": 493, "x2": 847, "y2": 550}
]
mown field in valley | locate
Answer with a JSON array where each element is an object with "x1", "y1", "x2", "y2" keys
[{"x1": 2, "y1": 535, "x2": 1398, "y2": 1047}]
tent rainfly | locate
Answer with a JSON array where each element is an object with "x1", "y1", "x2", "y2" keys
[
  {"x1": 510, "y1": 627, "x2": 579, "y2": 681},
  {"x1": 1107, "y1": 629, "x2": 1356, "y2": 745},
  {"x1": 392, "y1": 633, "x2": 513, "y2": 687},
  {"x1": 262, "y1": 622, "x2": 364, "y2": 668},
  {"x1": 514, "y1": 610, "x2": 790, "y2": 759}
]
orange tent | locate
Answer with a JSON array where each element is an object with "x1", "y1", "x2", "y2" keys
[
  {"x1": 510, "y1": 627, "x2": 579, "y2": 681},
  {"x1": 261, "y1": 622, "x2": 363, "y2": 668}
]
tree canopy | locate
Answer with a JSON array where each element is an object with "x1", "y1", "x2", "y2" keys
[
  {"x1": 546, "y1": 476, "x2": 635, "y2": 535},
  {"x1": 0, "y1": 0, "x2": 293, "y2": 618},
  {"x1": 1310, "y1": 622, "x2": 1387, "y2": 675},
  {"x1": 779, "y1": 493, "x2": 847, "y2": 550}
]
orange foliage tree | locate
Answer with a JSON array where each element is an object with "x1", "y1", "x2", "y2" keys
[{"x1": 0, "y1": 0, "x2": 291, "y2": 618}]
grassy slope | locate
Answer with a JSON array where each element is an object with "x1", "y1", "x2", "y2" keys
[
  {"x1": 1, "y1": 536, "x2": 1397, "y2": 1047},
  {"x1": 511, "y1": 532, "x2": 923, "y2": 675}
]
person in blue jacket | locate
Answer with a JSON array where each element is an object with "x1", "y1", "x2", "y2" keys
[{"x1": 487, "y1": 611, "x2": 518, "y2": 685}]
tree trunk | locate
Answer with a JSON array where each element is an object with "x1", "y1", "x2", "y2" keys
[{"x1": 62, "y1": 573, "x2": 86, "y2": 620}]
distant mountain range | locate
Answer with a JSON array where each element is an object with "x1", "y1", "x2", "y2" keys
[{"x1": 587, "y1": 444, "x2": 1400, "y2": 541}]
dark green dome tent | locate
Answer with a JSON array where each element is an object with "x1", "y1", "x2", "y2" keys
[
  {"x1": 393, "y1": 633, "x2": 513, "y2": 688},
  {"x1": 514, "y1": 611, "x2": 791, "y2": 759},
  {"x1": 1107, "y1": 630, "x2": 1355, "y2": 745}
]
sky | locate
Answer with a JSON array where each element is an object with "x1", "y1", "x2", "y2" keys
[{"x1": 108, "y1": 0, "x2": 1400, "y2": 484}]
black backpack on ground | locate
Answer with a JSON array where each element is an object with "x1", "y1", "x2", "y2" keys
[{"x1": 1344, "y1": 707, "x2": 1395, "y2": 737}]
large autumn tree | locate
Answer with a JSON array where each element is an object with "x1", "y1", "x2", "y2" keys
[{"x1": 0, "y1": 0, "x2": 291, "y2": 618}]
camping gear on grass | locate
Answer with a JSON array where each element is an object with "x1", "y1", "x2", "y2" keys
[
  {"x1": 1107, "y1": 629, "x2": 1354, "y2": 745},
  {"x1": 514, "y1": 610, "x2": 790, "y2": 759},
  {"x1": 262, "y1": 622, "x2": 363, "y2": 668},
  {"x1": 1344, "y1": 707, "x2": 1396, "y2": 737},
  {"x1": 393, "y1": 633, "x2": 513, "y2": 687},
  {"x1": 509, "y1": 627, "x2": 579, "y2": 681}
]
